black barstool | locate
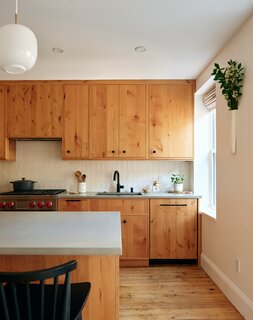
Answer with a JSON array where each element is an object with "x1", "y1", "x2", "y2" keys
[{"x1": 0, "y1": 260, "x2": 91, "y2": 320}]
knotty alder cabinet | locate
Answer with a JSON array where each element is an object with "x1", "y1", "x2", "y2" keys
[
  {"x1": 148, "y1": 81, "x2": 194, "y2": 159},
  {"x1": 90, "y1": 84, "x2": 147, "y2": 159},
  {"x1": 150, "y1": 199, "x2": 197, "y2": 259},
  {"x1": 0, "y1": 86, "x2": 15, "y2": 160},
  {"x1": 0, "y1": 80, "x2": 195, "y2": 160},
  {"x1": 62, "y1": 84, "x2": 89, "y2": 159},
  {"x1": 5, "y1": 83, "x2": 63, "y2": 138},
  {"x1": 58, "y1": 198, "x2": 149, "y2": 267}
]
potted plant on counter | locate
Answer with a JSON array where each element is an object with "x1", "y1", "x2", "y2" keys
[{"x1": 171, "y1": 173, "x2": 184, "y2": 192}]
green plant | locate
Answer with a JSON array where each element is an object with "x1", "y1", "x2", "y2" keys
[
  {"x1": 211, "y1": 60, "x2": 244, "y2": 110},
  {"x1": 171, "y1": 173, "x2": 184, "y2": 184}
]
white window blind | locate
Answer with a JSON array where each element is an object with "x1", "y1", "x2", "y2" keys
[{"x1": 203, "y1": 86, "x2": 216, "y2": 110}]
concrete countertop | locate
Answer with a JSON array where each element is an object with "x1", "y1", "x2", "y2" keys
[
  {"x1": 58, "y1": 191, "x2": 201, "y2": 199},
  {"x1": 0, "y1": 211, "x2": 122, "y2": 256}
]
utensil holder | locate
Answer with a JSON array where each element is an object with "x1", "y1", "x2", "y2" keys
[{"x1": 78, "y1": 182, "x2": 86, "y2": 193}]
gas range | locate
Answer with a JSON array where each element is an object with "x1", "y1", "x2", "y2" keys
[{"x1": 0, "y1": 189, "x2": 65, "y2": 211}]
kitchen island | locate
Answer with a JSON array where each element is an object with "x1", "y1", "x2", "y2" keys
[{"x1": 0, "y1": 211, "x2": 122, "y2": 320}]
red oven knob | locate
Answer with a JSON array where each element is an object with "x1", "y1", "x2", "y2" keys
[
  {"x1": 0, "y1": 202, "x2": 6, "y2": 208},
  {"x1": 46, "y1": 201, "x2": 53, "y2": 208},
  {"x1": 37, "y1": 201, "x2": 44, "y2": 208},
  {"x1": 29, "y1": 201, "x2": 36, "y2": 208},
  {"x1": 7, "y1": 202, "x2": 14, "y2": 209}
]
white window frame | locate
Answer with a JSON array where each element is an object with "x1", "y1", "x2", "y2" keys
[
  {"x1": 194, "y1": 80, "x2": 217, "y2": 219},
  {"x1": 209, "y1": 109, "x2": 216, "y2": 209}
]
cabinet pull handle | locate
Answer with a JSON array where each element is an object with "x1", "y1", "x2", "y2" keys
[
  {"x1": 123, "y1": 220, "x2": 127, "y2": 223},
  {"x1": 122, "y1": 150, "x2": 126, "y2": 154},
  {"x1": 152, "y1": 150, "x2": 156, "y2": 153},
  {"x1": 65, "y1": 200, "x2": 81, "y2": 202},
  {"x1": 112, "y1": 150, "x2": 115, "y2": 153},
  {"x1": 66, "y1": 150, "x2": 71, "y2": 154},
  {"x1": 160, "y1": 204, "x2": 188, "y2": 207}
]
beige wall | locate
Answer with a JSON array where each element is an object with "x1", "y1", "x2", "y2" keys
[{"x1": 197, "y1": 14, "x2": 253, "y2": 318}]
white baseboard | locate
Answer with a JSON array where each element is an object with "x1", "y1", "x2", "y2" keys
[{"x1": 201, "y1": 253, "x2": 253, "y2": 320}]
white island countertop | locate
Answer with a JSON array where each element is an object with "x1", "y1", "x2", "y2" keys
[{"x1": 0, "y1": 211, "x2": 122, "y2": 256}]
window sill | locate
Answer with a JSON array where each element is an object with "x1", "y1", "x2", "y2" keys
[{"x1": 202, "y1": 206, "x2": 216, "y2": 220}]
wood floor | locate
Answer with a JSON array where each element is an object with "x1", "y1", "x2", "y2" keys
[{"x1": 120, "y1": 265, "x2": 244, "y2": 320}]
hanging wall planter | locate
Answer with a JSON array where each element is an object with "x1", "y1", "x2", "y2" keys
[{"x1": 212, "y1": 60, "x2": 245, "y2": 154}]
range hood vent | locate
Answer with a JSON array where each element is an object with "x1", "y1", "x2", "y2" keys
[{"x1": 11, "y1": 138, "x2": 62, "y2": 141}]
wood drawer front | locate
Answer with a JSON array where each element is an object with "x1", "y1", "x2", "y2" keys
[
  {"x1": 58, "y1": 199, "x2": 90, "y2": 211},
  {"x1": 90, "y1": 199, "x2": 148, "y2": 215},
  {"x1": 151, "y1": 199, "x2": 197, "y2": 207}
]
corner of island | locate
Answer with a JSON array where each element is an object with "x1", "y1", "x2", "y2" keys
[{"x1": 0, "y1": 211, "x2": 122, "y2": 320}]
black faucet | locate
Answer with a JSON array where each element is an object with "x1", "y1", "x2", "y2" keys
[{"x1": 113, "y1": 170, "x2": 124, "y2": 192}]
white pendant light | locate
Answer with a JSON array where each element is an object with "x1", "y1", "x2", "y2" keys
[{"x1": 0, "y1": 0, "x2": 37, "y2": 74}]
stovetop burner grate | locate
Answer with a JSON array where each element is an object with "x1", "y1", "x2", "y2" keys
[{"x1": 0, "y1": 189, "x2": 66, "y2": 196}]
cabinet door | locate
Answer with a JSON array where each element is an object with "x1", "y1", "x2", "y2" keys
[
  {"x1": 58, "y1": 199, "x2": 90, "y2": 211},
  {"x1": 150, "y1": 199, "x2": 197, "y2": 259},
  {"x1": 90, "y1": 198, "x2": 149, "y2": 263},
  {"x1": 121, "y1": 215, "x2": 148, "y2": 259},
  {"x1": 35, "y1": 84, "x2": 63, "y2": 137},
  {"x1": 119, "y1": 84, "x2": 147, "y2": 158},
  {"x1": 0, "y1": 86, "x2": 16, "y2": 160},
  {"x1": 62, "y1": 85, "x2": 89, "y2": 159},
  {"x1": 90, "y1": 85, "x2": 119, "y2": 158},
  {"x1": 6, "y1": 83, "x2": 63, "y2": 138},
  {"x1": 149, "y1": 83, "x2": 194, "y2": 159},
  {"x1": 6, "y1": 84, "x2": 36, "y2": 138}
]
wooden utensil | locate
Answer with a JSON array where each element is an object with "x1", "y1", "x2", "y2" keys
[
  {"x1": 75, "y1": 171, "x2": 82, "y2": 182},
  {"x1": 82, "y1": 174, "x2": 86, "y2": 182}
]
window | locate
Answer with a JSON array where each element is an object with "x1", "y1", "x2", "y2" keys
[
  {"x1": 210, "y1": 109, "x2": 216, "y2": 208},
  {"x1": 202, "y1": 86, "x2": 216, "y2": 210},
  {"x1": 194, "y1": 82, "x2": 217, "y2": 218}
]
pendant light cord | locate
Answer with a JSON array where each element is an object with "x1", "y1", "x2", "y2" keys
[{"x1": 15, "y1": 0, "x2": 18, "y2": 24}]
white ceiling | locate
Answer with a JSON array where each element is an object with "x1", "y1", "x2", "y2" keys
[{"x1": 0, "y1": 0, "x2": 253, "y2": 80}]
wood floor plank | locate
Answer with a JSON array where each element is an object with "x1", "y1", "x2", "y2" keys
[{"x1": 120, "y1": 265, "x2": 244, "y2": 320}]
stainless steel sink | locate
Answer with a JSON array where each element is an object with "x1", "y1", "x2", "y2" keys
[{"x1": 96, "y1": 192, "x2": 142, "y2": 196}]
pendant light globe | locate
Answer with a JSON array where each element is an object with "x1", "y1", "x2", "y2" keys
[{"x1": 0, "y1": 23, "x2": 37, "y2": 74}]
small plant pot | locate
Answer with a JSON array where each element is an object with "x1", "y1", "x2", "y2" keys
[{"x1": 174, "y1": 183, "x2": 183, "y2": 193}]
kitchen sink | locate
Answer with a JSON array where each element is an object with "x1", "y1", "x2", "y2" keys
[{"x1": 96, "y1": 192, "x2": 142, "y2": 196}]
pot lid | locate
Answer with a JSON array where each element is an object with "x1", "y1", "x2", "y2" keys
[{"x1": 10, "y1": 178, "x2": 37, "y2": 183}]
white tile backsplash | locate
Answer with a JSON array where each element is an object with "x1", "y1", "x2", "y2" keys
[{"x1": 0, "y1": 141, "x2": 193, "y2": 193}]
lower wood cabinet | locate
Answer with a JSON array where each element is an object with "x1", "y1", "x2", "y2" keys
[
  {"x1": 150, "y1": 199, "x2": 197, "y2": 259},
  {"x1": 58, "y1": 198, "x2": 149, "y2": 267},
  {"x1": 121, "y1": 215, "x2": 148, "y2": 263},
  {"x1": 59, "y1": 197, "x2": 198, "y2": 264}
]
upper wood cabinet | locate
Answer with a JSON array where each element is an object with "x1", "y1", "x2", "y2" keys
[
  {"x1": 148, "y1": 81, "x2": 194, "y2": 159},
  {"x1": 0, "y1": 80, "x2": 195, "y2": 161},
  {"x1": 90, "y1": 84, "x2": 147, "y2": 159},
  {"x1": 5, "y1": 83, "x2": 63, "y2": 138},
  {"x1": 119, "y1": 85, "x2": 147, "y2": 158},
  {"x1": 0, "y1": 86, "x2": 16, "y2": 160},
  {"x1": 62, "y1": 84, "x2": 89, "y2": 159},
  {"x1": 90, "y1": 84, "x2": 119, "y2": 158}
]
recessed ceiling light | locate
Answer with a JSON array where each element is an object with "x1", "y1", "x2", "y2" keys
[
  {"x1": 135, "y1": 46, "x2": 146, "y2": 53},
  {"x1": 52, "y1": 47, "x2": 64, "y2": 54}
]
